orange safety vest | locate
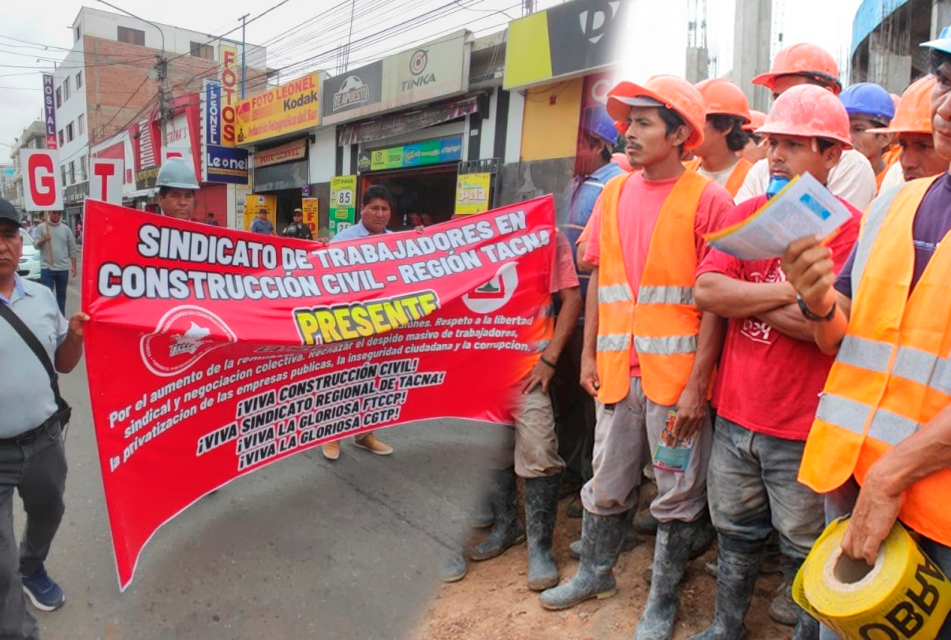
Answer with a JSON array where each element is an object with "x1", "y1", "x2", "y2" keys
[
  {"x1": 800, "y1": 176, "x2": 951, "y2": 545},
  {"x1": 595, "y1": 170, "x2": 710, "y2": 406},
  {"x1": 683, "y1": 157, "x2": 752, "y2": 198}
]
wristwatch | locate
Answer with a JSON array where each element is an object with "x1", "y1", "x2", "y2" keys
[{"x1": 797, "y1": 294, "x2": 837, "y2": 322}]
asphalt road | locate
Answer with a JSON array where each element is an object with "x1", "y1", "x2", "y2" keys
[{"x1": 21, "y1": 274, "x2": 504, "y2": 640}]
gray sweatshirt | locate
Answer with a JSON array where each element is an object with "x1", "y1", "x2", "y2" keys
[{"x1": 32, "y1": 221, "x2": 78, "y2": 271}]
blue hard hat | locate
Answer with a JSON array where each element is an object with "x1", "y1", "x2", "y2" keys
[
  {"x1": 922, "y1": 26, "x2": 951, "y2": 55},
  {"x1": 583, "y1": 105, "x2": 619, "y2": 145},
  {"x1": 839, "y1": 83, "x2": 895, "y2": 125}
]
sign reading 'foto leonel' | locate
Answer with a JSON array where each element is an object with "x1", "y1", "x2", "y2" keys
[
  {"x1": 254, "y1": 138, "x2": 307, "y2": 168},
  {"x1": 81, "y1": 196, "x2": 556, "y2": 589},
  {"x1": 235, "y1": 72, "x2": 321, "y2": 145}
]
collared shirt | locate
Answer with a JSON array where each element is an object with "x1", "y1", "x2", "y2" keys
[
  {"x1": 0, "y1": 275, "x2": 67, "y2": 437},
  {"x1": 561, "y1": 161, "x2": 628, "y2": 323},
  {"x1": 331, "y1": 220, "x2": 393, "y2": 243}
]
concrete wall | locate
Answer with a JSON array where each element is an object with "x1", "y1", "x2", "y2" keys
[{"x1": 731, "y1": 0, "x2": 772, "y2": 112}]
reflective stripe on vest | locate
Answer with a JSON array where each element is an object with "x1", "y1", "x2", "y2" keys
[
  {"x1": 799, "y1": 175, "x2": 951, "y2": 546},
  {"x1": 634, "y1": 335, "x2": 697, "y2": 355},
  {"x1": 598, "y1": 334, "x2": 630, "y2": 352},
  {"x1": 598, "y1": 284, "x2": 632, "y2": 303},
  {"x1": 638, "y1": 285, "x2": 695, "y2": 306}
]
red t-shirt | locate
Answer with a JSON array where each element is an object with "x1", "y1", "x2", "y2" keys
[
  {"x1": 584, "y1": 172, "x2": 734, "y2": 375},
  {"x1": 696, "y1": 194, "x2": 862, "y2": 441}
]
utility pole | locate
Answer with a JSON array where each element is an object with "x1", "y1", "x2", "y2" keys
[
  {"x1": 96, "y1": 0, "x2": 170, "y2": 144},
  {"x1": 240, "y1": 13, "x2": 249, "y2": 99}
]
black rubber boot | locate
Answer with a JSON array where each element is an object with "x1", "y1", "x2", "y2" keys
[
  {"x1": 524, "y1": 475, "x2": 561, "y2": 591},
  {"x1": 791, "y1": 598, "x2": 820, "y2": 639},
  {"x1": 539, "y1": 510, "x2": 624, "y2": 610},
  {"x1": 687, "y1": 541, "x2": 762, "y2": 640},
  {"x1": 569, "y1": 509, "x2": 639, "y2": 559},
  {"x1": 469, "y1": 468, "x2": 525, "y2": 561},
  {"x1": 439, "y1": 546, "x2": 467, "y2": 583},
  {"x1": 634, "y1": 519, "x2": 703, "y2": 640},
  {"x1": 467, "y1": 485, "x2": 495, "y2": 529}
]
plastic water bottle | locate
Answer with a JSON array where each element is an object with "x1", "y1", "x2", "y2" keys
[{"x1": 766, "y1": 175, "x2": 790, "y2": 200}]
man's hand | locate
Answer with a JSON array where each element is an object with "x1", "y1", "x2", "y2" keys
[
  {"x1": 841, "y1": 463, "x2": 904, "y2": 565},
  {"x1": 67, "y1": 311, "x2": 90, "y2": 340},
  {"x1": 579, "y1": 350, "x2": 599, "y2": 397},
  {"x1": 781, "y1": 236, "x2": 836, "y2": 315},
  {"x1": 521, "y1": 358, "x2": 556, "y2": 395},
  {"x1": 673, "y1": 379, "x2": 707, "y2": 440},
  {"x1": 70, "y1": 266, "x2": 77, "y2": 278}
]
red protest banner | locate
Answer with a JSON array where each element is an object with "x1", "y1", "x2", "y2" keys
[{"x1": 81, "y1": 197, "x2": 555, "y2": 589}]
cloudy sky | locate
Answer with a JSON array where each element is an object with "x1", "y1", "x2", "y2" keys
[{"x1": 1, "y1": 0, "x2": 862, "y2": 155}]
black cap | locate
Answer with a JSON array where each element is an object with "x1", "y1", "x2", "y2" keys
[{"x1": 0, "y1": 198, "x2": 19, "y2": 227}]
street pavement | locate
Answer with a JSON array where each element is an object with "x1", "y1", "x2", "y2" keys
[{"x1": 23, "y1": 274, "x2": 504, "y2": 640}]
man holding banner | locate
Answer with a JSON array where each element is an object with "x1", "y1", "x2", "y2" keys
[
  {"x1": 155, "y1": 158, "x2": 200, "y2": 222},
  {"x1": 31, "y1": 210, "x2": 76, "y2": 316},
  {"x1": 0, "y1": 197, "x2": 87, "y2": 640}
]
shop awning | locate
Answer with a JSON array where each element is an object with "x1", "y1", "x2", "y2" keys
[
  {"x1": 123, "y1": 188, "x2": 157, "y2": 200},
  {"x1": 337, "y1": 95, "x2": 481, "y2": 146}
]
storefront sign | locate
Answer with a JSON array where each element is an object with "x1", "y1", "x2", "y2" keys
[
  {"x1": 329, "y1": 175, "x2": 357, "y2": 236},
  {"x1": 301, "y1": 197, "x2": 319, "y2": 234},
  {"x1": 220, "y1": 45, "x2": 238, "y2": 146},
  {"x1": 43, "y1": 74, "x2": 57, "y2": 149},
  {"x1": 81, "y1": 195, "x2": 554, "y2": 589},
  {"x1": 206, "y1": 146, "x2": 249, "y2": 185},
  {"x1": 254, "y1": 138, "x2": 307, "y2": 168},
  {"x1": 361, "y1": 136, "x2": 463, "y2": 172},
  {"x1": 321, "y1": 61, "x2": 384, "y2": 122},
  {"x1": 455, "y1": 173, "x2": 492, "y2": 215},
  {"x1": 321, "y1": 32, "x2": 470, "y2": 125},
  {"x1": 235, "y1": 73, "x2": 321, "y2": 145},
  {"x1": 204, "y1": 79, "x2": 222, "y2": 147},
  {"x1": 20, "y1": 148, "x2": 62, "y2": 211},
  {"x1": 337, "y1": 96, "x2": 479, "y2": 146},
  {"x1": 254, "y1": 159, "x2": 309, "y2": 193},
  {"x1": 503, "y1": 0, "x2": 628, "y2": 90}
]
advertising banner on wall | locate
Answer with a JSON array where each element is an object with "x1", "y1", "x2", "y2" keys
[
  {"x1": 81, "y1": 196, "x2": 555, "y2": 589},
  {"x1": 235, "y1": 73, "x2": 321, "y2": 145},
  {"x1": 455, "y1": 173, "x2": 492, "y2": 215},
  {"x1": 203, "y1": 78, "x2": 250, "y2": 185},
  {"x1": 322, "y1": 31, "x2": 470, "y2": 126},
  {"x1": 301, "y1": 197, "x2": 319, "y2": 235},
  {"x1": 243, "y1": 193, "x2": 277, "y2": 231},
  {"x1": 329, "y1": 175, "x2": 357, "y2": 236},
  {"x1": 42, "y1": 74, "x2": 57, "y2": 149},
  {"x1": 358, "y1": 136, "x2": 463, "y2": 173},
  {"x1": 503, "y1": 0, "x2": 628, "y2": 90}
]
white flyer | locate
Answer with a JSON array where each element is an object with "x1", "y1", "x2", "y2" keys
[{"x1": 705, "y1": 172, "x2": 853, "y2": 260}]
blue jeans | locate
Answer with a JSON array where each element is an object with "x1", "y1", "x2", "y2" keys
[
  {"x1": 707, "y1": 417, "x2": 824, "y2": 571},
  {"x1": 819, "y1": 478, "x2": 951, "y2": 639},
  {"x1": 39, "y1": 269, "x2": 68, "y2": 316}
]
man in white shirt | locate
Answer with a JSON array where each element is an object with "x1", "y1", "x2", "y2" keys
[{"x1": 734, "y1": 43, "x2": 877, "y2": 211}]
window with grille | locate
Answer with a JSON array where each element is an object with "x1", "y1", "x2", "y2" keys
[
  {"x1": 76, "y1": 71, "x2": 83, "y2": 90},
  {"x1": 78, "y1": 114, "x2": 85, "y2": 136},
  {"x1": 66, "y1": 122, "x2": 74, "y2": 143}
]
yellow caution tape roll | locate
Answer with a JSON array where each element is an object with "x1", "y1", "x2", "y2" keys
[{"x1": 793, "y1": 517, "x2": 951, "y2": 639}]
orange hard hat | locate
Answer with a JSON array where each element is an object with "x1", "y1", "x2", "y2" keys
[
  {"x1": 752, "y1": 43, "x2": 841, "y2": 95},
  {"x1": 695, "y1": 78, "x2": 752, "y2": 123},
  {"x1": 743, "y1": 110, "x2": 767, "y2": 131},
  {"x1": 611, "y1": 152, "x2": 633, "y2": 172},
  {"x1": 607, "y1": 76, "x2": 707, "y2": 149},
  {"x1": 867, "y1": 75, "x2": 937, "y2": 135},
  {"x1": 756, "y1": 84, "x2": 852, "y2": 148}
]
